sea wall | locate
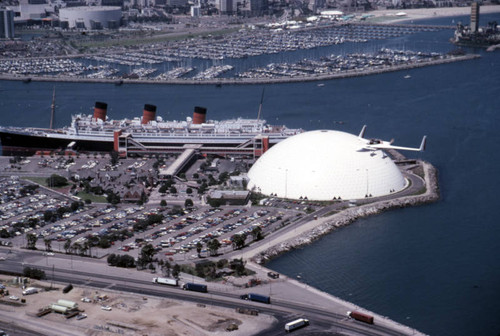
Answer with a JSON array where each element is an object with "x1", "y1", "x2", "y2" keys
[{"x1": 254, "y1": 161, "x2": 439, "y2": 264}]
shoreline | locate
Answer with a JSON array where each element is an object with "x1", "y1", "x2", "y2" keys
[
  {"x1": 251, "y1": 160, "x2": 439, "y2": 264},
  {"x1": 235, "y1": 160, "x2": 439, "y2": 336}
]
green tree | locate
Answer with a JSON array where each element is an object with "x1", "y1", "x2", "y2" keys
[
  {"x1": 23, "y1": 267, "x2": 46, "y2": 280},
  {"x1": 207, "y1": 239, "x2": 221, "y2": 256},
  {"x1": 72, "y1": 242, "x2": 81, "y2": 255},
  {"x1": 251, "y1": 226, "x2": 263, "y2": 241},
  {"x1": 110, "y1": 150, "x2": 119, "y2": 166},
  {"x1": 160, "y1": 199, "x2": 167, "y2": 207},
  {"x1": 43, "y1": 238, "x2": 52, "y2": 252},
  {"x1": 162, "y1": 261, "x2": 171, "y2": 277},
  {"x1": 172, "y1": 264, "x2": 180, "y2": 278},
  {"x1": 196, "y1": 242, "x2": 203, "y2": 257},
  {"x1": 64, "y1": 238, "x2": 71, "y2": 253},
  {"x1": 26, "y1": 232, "x2": 38, "y2": 250},
  {"x1": 98, "y1": 236, "x2": 111, "y2": 249},
  {"x1": 46, "y1": 174, "x2": 68, "y2": 187},
  {"x1": 138, "y1": 244, "x2": 156, "y2": 266},
  {"x1": 184, "y1": 198, "x2": 193, "y2": 208},
  {"x1": 231, "y1": 234, "x2": 246, "y2": 250}
]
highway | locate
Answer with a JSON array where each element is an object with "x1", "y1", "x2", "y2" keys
[{"x1": 0, "y1": 250, "x2": 415, "y2": 336}]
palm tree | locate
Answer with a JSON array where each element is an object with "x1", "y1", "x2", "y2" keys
[
  {"x1": 196, "y1": 242, "x2": 203, "y2": 257},
  {"x1": 64, "y1": 239, "x2": 71, "y2": 254},
  {"x1": 72, "y1": 242, "x2": 81, "y2": 255},
  {"x1": 44, "y1": 238, "x2": 52, "y2": 251}
]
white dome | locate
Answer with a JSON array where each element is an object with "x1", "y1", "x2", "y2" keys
[{"x1": 247, "y1": 130, "x2": 406, "y2": 200}]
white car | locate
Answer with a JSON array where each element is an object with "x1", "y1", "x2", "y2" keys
[
  {"x1": 76, "y1": 314, "x2": 87, "y2": 320},
  {"x1": 81, "y1": 297, "x2": 91, "y2": 303},
  {"x1": 8, "y1": 295, "x2": 19, "y2": 301},
  {"x1": 101, "y1": 306, "x2": 112, "y2": 311}
]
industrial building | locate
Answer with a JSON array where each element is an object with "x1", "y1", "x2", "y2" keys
[
  {"x1": 59, "y1": 6, "x2": 122, "y2": 29},
  {"x1": 246, "y1": 130, "x2": 407, "y2": 201}
]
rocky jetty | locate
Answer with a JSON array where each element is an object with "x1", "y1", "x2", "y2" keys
[{"x1": 254, "y1": 161, "x2": 439, "y2": 264}]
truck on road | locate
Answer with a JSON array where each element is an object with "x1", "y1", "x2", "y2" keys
[
  {"x1": 153, "y1": 277, "x2": 178, "y2": 286},
  {"x1": 284, "y1": 318, "x2": 309, "y2": 332},
  {"x1": 347, "y1": 311, "x2": 374, "y2": 324},
  {"x1": 240, "y1": 293, "x2": 271, "y2": 304},
  {"x1": 182, "y1": 282, "x2": 207, "y2": 293}
]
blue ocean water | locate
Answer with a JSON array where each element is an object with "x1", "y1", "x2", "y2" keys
[{"x1": 0, "y1": 13, "x2": 499, "y2": 336}]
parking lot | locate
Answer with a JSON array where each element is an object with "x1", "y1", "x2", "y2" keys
[{"x1": 0, "y1": 153, "x2": 319, "y2": 265}]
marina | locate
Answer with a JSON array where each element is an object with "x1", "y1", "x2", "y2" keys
[
  {"x1": 0, "y1": 52, "x2": 479, "y2": 85},
  {"x1": 0, "y1": 23, "x2": 457, "y2": 83}
]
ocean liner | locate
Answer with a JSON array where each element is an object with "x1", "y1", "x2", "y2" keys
[{"x1": 0, "y1": 102, "x2": 302, "y2": 157}]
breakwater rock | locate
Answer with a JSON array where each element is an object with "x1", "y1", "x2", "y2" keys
[{"x1": 254, "y1": 161, "x2": 439, "y2": 264}]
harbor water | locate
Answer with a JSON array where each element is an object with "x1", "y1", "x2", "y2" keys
[{"x1": 1, "y1": 14, "x2": 499, "y2": 336}]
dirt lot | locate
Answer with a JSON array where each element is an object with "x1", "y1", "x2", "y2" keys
[{"x1": 0, "y1": 278, "x2": 276, "y2": 336}]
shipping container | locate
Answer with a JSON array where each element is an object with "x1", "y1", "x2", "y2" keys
[{"x1": 347, "y1": 311, "x2": 374, "y2": 324}]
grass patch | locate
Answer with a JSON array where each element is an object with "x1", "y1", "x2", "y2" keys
[
  {"x1": 76, "y1": 191, "x2": 107, "y2": 203},
  {"x1": 76, "y1": 28, "x2": 238, "y2": 49},
  {"x1": 414, "y1": 187, "x2": 427, "y2": 196},
  {"x1": 22, "y1": 176, "x2": 49, "y2": 186},
  {"x1": 322, "y1": 210, "x2": 338, "y2": 217}
]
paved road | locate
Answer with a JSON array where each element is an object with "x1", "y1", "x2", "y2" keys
[{"x1": 0, "y1": 249, "x2": 422, "y2": 336}]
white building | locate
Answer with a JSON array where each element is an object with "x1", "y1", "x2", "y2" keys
[
  {"x1": 59, "y1": 6, "x2": 122, "y2": 29},
  {"x1": 247, "y1": 130, "x2": 407, "y2": 200}
]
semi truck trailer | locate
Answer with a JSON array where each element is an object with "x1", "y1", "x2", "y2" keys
[
  {"x1": 240, "y1": 293, "x2": 271, "y2": 304},
  {"x1": 182, "y1": 282, "x2": 207, "y2": 293},
  {"x1": 153, "y1": 277, "x2": 178, "y2": 286},
  {"x1": 284, "y1": 318, "x2": 309, "y2": 332},
  {"x1": 347, "y1": 311, "x2": 374, "y2": 324}
]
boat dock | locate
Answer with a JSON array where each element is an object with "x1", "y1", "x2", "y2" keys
[{"x1": 0, "y1": 54, "x2": 479, "y2": 85}]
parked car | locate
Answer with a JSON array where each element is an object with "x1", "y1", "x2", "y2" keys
[{"x1": 76, "y1": 314, "x2": 87, "y2": 320}]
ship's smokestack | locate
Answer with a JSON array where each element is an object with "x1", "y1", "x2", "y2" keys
[
  {"x1": 193, "y1": 106, "x2": 207, "y2": 124},
  {"x1": 93, "y1": 101, "x2": 107, "y2": 121},
  {"x1": 142, "y1": 104, "x2": 157, "y2": 125}
]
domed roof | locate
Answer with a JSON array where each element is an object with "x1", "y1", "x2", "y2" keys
[{"x1": 247, "y1": 130, "x2": 406, "y2": 200}]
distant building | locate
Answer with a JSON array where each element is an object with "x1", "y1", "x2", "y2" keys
[
  {"x1": 0, "y1": 9, "x2": 15, "y2": 39},
  {"x1": 101, "y1": 0, "x2": 124, "y2": 7},
  {"x1": 219, "y1": 0, "x2": 233, "y2": 15},
  {"x1": 190, "y1": 4, "x2": 200, "y2": 17},
  {"x1": 470, "y1": 2, "x2": 479, "y2": 33},
  {"x1": 250, "y1": 0, "x2": 266, "y2": 16},
  {"x1": 166, "y1": 0, "x2": 188, "y2": 6},
  {"x1": 59, "y1": 6, "x2": 122, "y2": 29}
]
